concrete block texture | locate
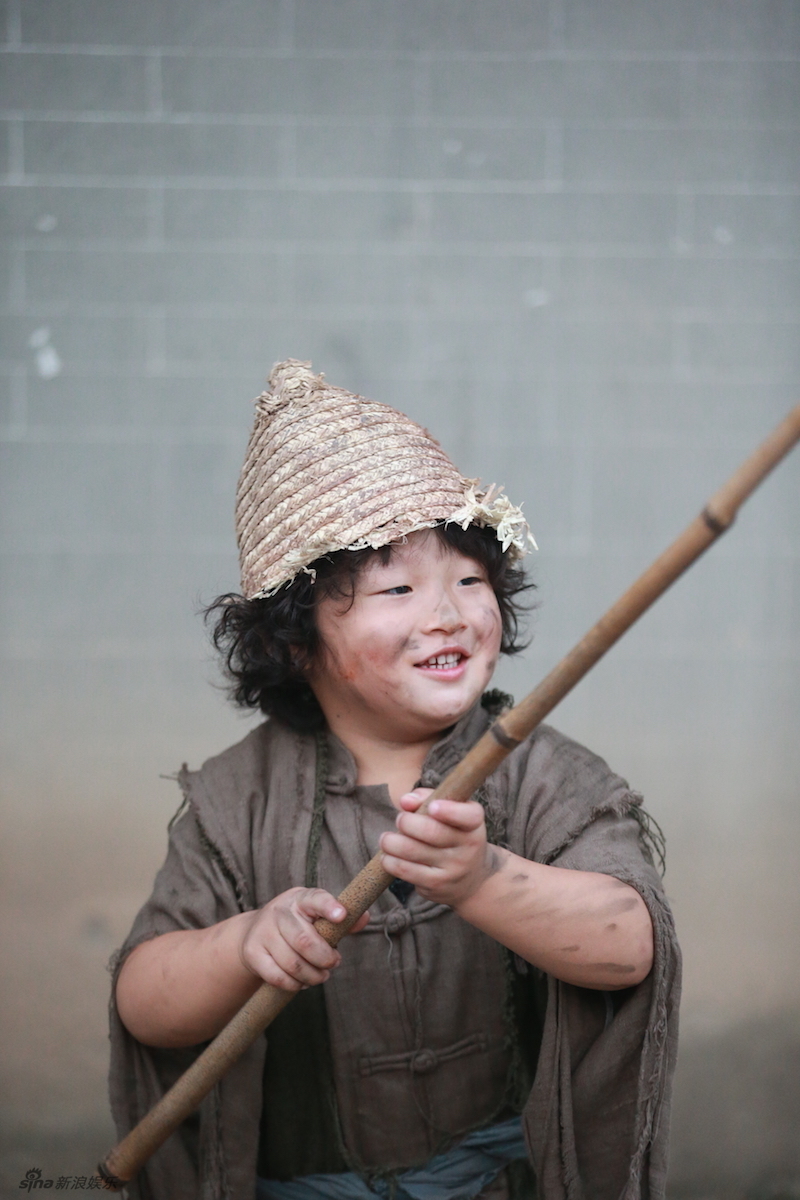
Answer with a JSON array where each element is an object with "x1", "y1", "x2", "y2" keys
[
  {"x1": 163, "y1": 186, "x2": 419, "y2": 242},
  {"x1": 0, "y1": 52, "x2": 149, "y2": 113},
  {"x1": 20, "y1": 0, "x2": 289, "y2": 49},
  {"x1": 25, "y1": 245, "x2": 292, "y2": 305},
  {"x1": 427, "y1": 59, "x2": 682, "y2": 123},
  {"x1": 428, "y1": 191, "x2": 678, "y2": 247},
  {"x1": 0, "y1": 183, "x2": 150, "y2": 239},
  {"x1": 2, "y1": 2, "x2": 799, "y2": 1196},
  {"x1": 692, "y1": 194, "x2": 800, "y2": 252},
  {"x1": 161, "y1": 54, "x2": 416, "y2": 120},
  {"x1": 564, "y1": 126, "x2": 800, "y2": 186},
  {"x1": 562, "y1": 0, "x2": 800, "y2": 54},
  {"x1": 293, "y1": 122, "x2": 549, "y2": 181},
  {"x1": 292, "y1": 0, "x2": 550, "y2": 53},
  {"x1": 1, "y1": 310, "x2": 150, "y2": 368},
  {"x1": 21, "y1": 119, "x2": 285, "y2": 178}
]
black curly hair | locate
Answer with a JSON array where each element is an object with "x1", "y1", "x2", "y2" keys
[{"x1": 207, "y1": 523, "x2": 533, "y2": 733}]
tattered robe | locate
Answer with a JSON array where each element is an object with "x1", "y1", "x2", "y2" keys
[{"x1": 108, "y1": 698, "x2": 680, "y2": 1200}]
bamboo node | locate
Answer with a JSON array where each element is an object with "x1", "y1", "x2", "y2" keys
[
  {"x1": 701, "y1": 505, "x2": 732, "y2": 535},
  {"x1": 490, "y1": 723, "x2": 522, "y2": 750}
]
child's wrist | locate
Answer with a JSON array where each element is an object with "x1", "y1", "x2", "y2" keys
[
  {"x1": 452, "y1": 845, "x2": 508, "y2": 915},
  {"x1": 232, "y1": 910, "x2": 262, "y2": 979}
]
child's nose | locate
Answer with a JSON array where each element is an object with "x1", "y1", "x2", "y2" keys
[{"x1": 427, "y1": 596, "x2": 466, "y2": 633}]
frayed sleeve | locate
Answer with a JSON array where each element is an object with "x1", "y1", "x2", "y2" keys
[
  {"x1": 119, "y1": 803, "x2": 247, "y2": 956},
  {"x1": 496, "y1": 727, "x2": 680, "y2": 1200},
  {"x1": 107, "y1": 804, "x2": 262, "y2": 1200}
]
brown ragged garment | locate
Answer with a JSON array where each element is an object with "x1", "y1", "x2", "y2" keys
[{"x1": 108, "y1": 698, "x2": 680, "y2": 1200}]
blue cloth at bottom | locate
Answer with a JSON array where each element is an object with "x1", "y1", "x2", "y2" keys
[{"x1": 255, "y1": 1115, "x2": 527, "y2": 1200}]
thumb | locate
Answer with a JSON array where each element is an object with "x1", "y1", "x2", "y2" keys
[
  {"x1": 398, "y1": 787, "x2": 434, "y2": 812},
  {"x1": 297, "y1": 889, "x2": 349, "y2": 923}
]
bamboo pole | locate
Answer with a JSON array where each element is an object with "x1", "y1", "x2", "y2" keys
[{"x1": 99, "y1": 405, "x2": 800, "y2": 1190}]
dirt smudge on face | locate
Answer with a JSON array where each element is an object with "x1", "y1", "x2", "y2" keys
[{"x1": 394, "y1": 633, "x2": 416, "y2": 658}]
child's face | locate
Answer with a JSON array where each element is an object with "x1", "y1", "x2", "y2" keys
[{"x1": 309, "y1": 530, "x2": 503, "y2": 743}]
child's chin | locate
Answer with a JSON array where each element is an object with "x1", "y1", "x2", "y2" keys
[{"x1": 416, "y1": 691, "x2": 479, "y2": 728}]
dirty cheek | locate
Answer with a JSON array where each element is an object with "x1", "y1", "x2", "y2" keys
[
  {"x1": 374, "y1": 633, "x2": 408, "y2": 662},
  {"x1": 394, "y1": 633, "x2": 417, "y2": 657},
  {"x1": 361, "y1": 643, "x2": 393, "y2": 672},
  {"x1": 475, "y1": 602, "x2": 502, "y2": 645},
  {"x1": 363, "y1": 632, "x2": 418, "y2": 666},
  {"x1": 478, "y1": 605, "x2": 502, "y2": 670},
  {"x1": 348, "y1": 643, "x2": 392, "y2": 696},
  {"x1": 322, "y1": 641, "x2": 362, "y2": 684}
]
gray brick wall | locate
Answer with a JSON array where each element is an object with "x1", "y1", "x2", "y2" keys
[{"x1": 1, "y1": 2, "x2": 799, "y2": 1193}]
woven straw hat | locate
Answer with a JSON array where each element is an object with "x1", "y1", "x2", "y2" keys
[{"x1": 236, "y1": 360, "x2": 535, "y2": 599}]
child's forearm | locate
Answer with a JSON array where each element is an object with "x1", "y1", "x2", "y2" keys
[
  {"x1": 116, "y1": 887, "x2": 362, "y2": 1048},
  {"x1": 116, "y1": 914, "x2": 262, "y2": 1048},
  {"x1": 454, "y1": 849, "x2": 654, "y2": 990}
]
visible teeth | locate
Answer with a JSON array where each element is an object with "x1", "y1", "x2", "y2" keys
[{"x1": 422, "y1": 652, "x2": 461, "y2": 668}]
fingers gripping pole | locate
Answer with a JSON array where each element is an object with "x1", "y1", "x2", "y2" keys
[
  {"x1": 99, "y1": 404, "x2": 800, "y2": 1190},
  {"x1": 99, "y1": 865, "x2": 393, "y2": 1190}
]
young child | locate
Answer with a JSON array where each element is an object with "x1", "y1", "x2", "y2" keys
[{"x1": 109, "y1": 361, "x2": 680, "y2": 1200}]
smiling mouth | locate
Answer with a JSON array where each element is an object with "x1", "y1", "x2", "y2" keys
[{"x1": 416, "y1": 651, "x2": 465, "y2": 670}]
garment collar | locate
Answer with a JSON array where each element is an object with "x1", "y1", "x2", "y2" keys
[{"x1": 323, "y1": 697, "x2": 495, "y2": 797}]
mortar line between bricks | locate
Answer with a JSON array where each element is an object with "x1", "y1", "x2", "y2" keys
[
  {"x1": 6, "y1": 110, "x2": 800, "y2": 132},
  {"x1": 8, "y1": 242, "x2": 25, "y2": 307},
  {"x1": 3, "y1": 43, "x2": 800, "y2": 63},
  {"x1": 6, "y1": 116, "x2": 23, "y2": 182},
  {"x1": 145, "y1": 51, "x2": 163, "y2": 116},
  {"x1": 6, "y1": 366, "x2": 27, "y2": 437},
  {"x1": 14, "y1": 240, "x2": 800, "y2": 261},
  {"x1": 3, "y1": 366, "x2": 800, "y2": 392},
  {"x1": 5, "y1": 175, "x2": 800, "y2": 197},
  {"x1": 4, "y1": 302, "x2": 800, "y2": 321},
  {"x1": 145, "y1": 186, "x2": 166, "y2": 246}
]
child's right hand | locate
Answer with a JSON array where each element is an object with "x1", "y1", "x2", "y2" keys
[
  {"x1": 117, "y1": 890, "x2": 370, "y2": 1047},
  {"x1": 238, "y1": 887, "x2": 369, "y2": 992}
]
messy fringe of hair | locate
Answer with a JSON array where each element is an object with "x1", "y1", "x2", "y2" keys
[{"x1": 207, "y1": 523, "x2": 534, "y2": 734}]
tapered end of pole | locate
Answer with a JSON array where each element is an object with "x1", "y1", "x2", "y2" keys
[{"x1": 97, "y1": 1159, "x2": 127, "y2": 1192}]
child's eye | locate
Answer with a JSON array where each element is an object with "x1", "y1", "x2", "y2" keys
[
  {"x1": 458, "y1": 575, "x2": 483, "y2": 586},
  {"x1": 383, "y1": 584, "x2": 412, "y2": 595}
]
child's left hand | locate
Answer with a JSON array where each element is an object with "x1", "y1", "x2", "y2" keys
[{"x1": 379, "y1": 789, "x2": 502, "y2": 909}]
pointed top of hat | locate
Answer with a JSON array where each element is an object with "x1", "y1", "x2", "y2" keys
[
  {"x1": 235, "y1": 359, "x2": 535, "y2": 599},
  {"x1": 257, "y1": 359, "x2": 327, "y2": 413}
]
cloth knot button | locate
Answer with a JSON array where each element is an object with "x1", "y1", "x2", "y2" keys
[
  {"x1": 411, "y1": 1049, "x2": 439, "y2": 1075},
  {"x1": 386, "y1": 909, "x2": 411, "y2": 935}
]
